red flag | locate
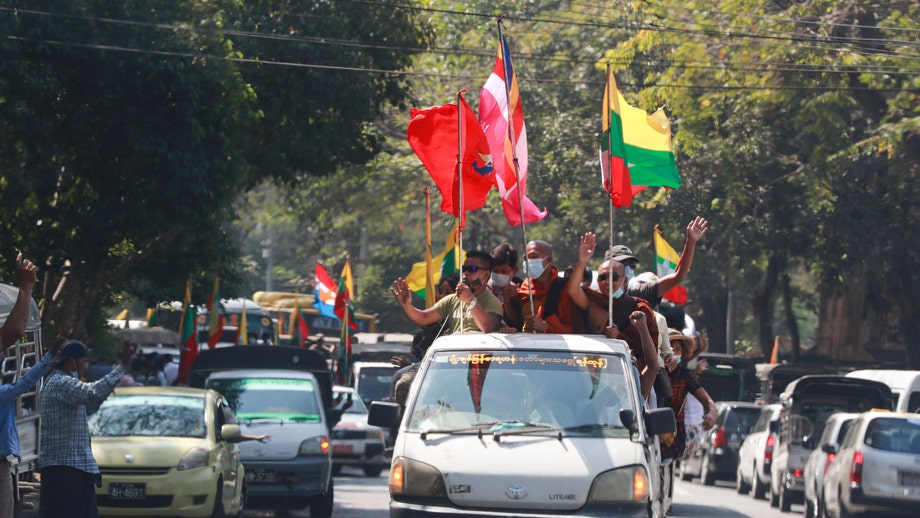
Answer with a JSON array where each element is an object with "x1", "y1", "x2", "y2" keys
[
  {"x1": 289, "y1": 296, "x2": 309, "y2": 348},
  {"x1": 479, "y1": 29, "x2": 547, "y2": 226},
  {"x1": 408, "y1": 96, "x2": 494, "y2": 228}
]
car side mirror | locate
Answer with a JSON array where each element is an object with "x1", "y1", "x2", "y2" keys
[
  {"x1": 220, "y1": 424, "x2": 243, "y2": 443},
  {"x1": 769, "y1": 420, "x2": 779, "y2": 434},
  {"x1": 821, "y1": 442, "x2": 838, "y2": 455},
  {"x1": 326, "y1": 408, "x2": 344, "y2": 431},
  {"x1": 644, "y1": 407, "x2": 677, "y2": 436},
  {"x1": 620, "y1": 409, "x2": 637, "y2": 435},
  {"x1": 368, "y1": 401, "x2": 402, "y2": 429}
]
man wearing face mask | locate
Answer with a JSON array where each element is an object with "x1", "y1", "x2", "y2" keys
[
  {"x1": 567, "y1": 232, "x2": 659, "y2": 369},
  {"x1": 504, "y1": 240, "x2": 578, "y2": 334},
  {"x1": 488, "y1": 242, "x2": 521, "y2": 305},
  {"x1": 391, "y1": 250, "x2": 503, "y2": 334},
  {"x1": 38, "y1": 339, "x2": 135, "y2": 518},
  {"x1": 606, "y1": 216, "x2": 709, "y2": 309}
]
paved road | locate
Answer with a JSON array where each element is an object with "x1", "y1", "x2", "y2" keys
[{"x1": 19, "y1": 468, "x2": 805, "y2": 517}]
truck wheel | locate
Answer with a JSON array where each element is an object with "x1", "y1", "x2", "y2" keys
[
  {"x1": 701, "y1": 453, "x2": 715, "y2": 486},
  {"x1": 309, "y1": 480, "x2": 334, "y2": 518},
  {"x1": 736, "y1": 466, "x2": 750, "y2": 494},
  {"x1": 363, "y1": 466, "x2": 383, "y2": 478},
  {"x1": 779, "y1": 483, "x2": 792, "y2": 512},
  {"x1": 752, "y1": 470, "x2": 766, "y2": 500},
  {"x1": 769, "y1": 475, "x2": 780, "y2": 507}
]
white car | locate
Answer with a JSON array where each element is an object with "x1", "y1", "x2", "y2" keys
[
  {"x1": 331, "y1": 385, "x2": 389, "y2": 477},
  {"x1": 802, "y1": 412, "x2": 859, "y2": 518},
  {"x1": 368, "y1": 333, "x2": 676, "y2": 517},
  {"x1": 736, "y1": 403, "x2": 782, "y2": 499},
  {"x1": 822, "y1": 411, "x2": 920, "y2": 517}
]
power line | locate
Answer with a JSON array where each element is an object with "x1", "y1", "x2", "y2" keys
[{"x1": 2, "y1": 5, "x2": 918, "y2": 91}]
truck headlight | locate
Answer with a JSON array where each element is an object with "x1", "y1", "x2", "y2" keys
[
  {"x1": 389, "y1": 457, "x2": 447, "y2": 498},
  {"x1": 587, "y1": 466, "x2": 650, "y2": 504},
  {"x1": 298, "y1": 435, "x2": 330, "y2": 456}
]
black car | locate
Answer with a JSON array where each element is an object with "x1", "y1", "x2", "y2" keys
[{"x1": 680, "y1": 401, "x2": 762, "y2": 485}]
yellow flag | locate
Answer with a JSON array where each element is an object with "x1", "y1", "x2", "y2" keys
[
  {"x1": 406, "y1": 221, "x2": 463, "y2": 307},
  {"x1": 239, "y1": 301, "x2": 248, "y2": 345}
]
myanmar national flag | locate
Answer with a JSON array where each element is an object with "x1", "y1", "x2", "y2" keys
[
  {"x1": 177, "y1": 280, "x2": 198, "y2": 385},
  {"x1": 601, "y1": 67, "x2": 681, "y2": 204},
  {"x1": 334, "y1": 260, "x2": 358, "y2": 331},
  {"x1": 654, "y1": 225, "x2": 688, "y2": 304},
  {"x1": 289, "y1": 296, "x2": 309, "y2": 348},
  {"x1": 206, "y1": 274, "x2": 224, "y2": 350},
  {"x1": 146, "y1": 307, "x2": 159, "y2": 327},
  {"x1": 406, "y1": 222, "x2": 464, "y2": 305}
]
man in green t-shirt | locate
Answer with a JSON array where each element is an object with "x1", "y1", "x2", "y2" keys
[{"x1": 391, "y1": 250, "x2": 503, "y2": 334}]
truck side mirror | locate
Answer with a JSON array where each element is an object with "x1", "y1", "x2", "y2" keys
[
  {"x1": 644, "y1": 407, "x2": 677, "y2": 436},
  {"x1": 368, "y1": 401, "x2": 402, "y2": 429},
  {"x1": 619, "y1": 409, "x2": 637, "y2": 435}
]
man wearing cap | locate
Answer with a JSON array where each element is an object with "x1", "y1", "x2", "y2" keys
[
  {"x1": 37, "y1": 340, "x2": 134, "y2": 518},
  {"x1": 606, "y1": 216, "x2": 709, "y2": 309}
]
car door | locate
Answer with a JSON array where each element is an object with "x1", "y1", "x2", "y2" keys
[{"x1": 216, "y1": 397, "x2": 242, "y2": 511}]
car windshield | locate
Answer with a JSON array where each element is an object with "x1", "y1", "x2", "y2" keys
[
  {"x1": 208, "y1": 377, "x2": 321, "y2": 423},
  {"x1": 88, "y1": 394, "x2": 206, "y2": 438},
  {"x1": 864, "y1": 417, "x2": 920, "y2": 453},
  {"x1": 357, "y1": 366, "x2": 398, "y2": 403},
  {"x1": 407, "y1": 350, "x2": 633, "y2": 438},
  {"x1": 333, "y1": 390, "x2": 368, "y2": 415}
]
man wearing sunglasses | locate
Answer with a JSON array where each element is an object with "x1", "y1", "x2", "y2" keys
[
  {"x1": 390, "y1": 250, "x2": 502, "y2": 334},
  {"x1": 566, "y1": 232, "x2": 659, "y2": 373}
]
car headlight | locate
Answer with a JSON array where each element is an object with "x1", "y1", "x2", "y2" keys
[
  {"x1": 298, "y1": 435, "x2": 330, "y2": 456},
  {"x1": 587, "y1": 466, "x2": 650, "y2": 504},
  {"x1": 389, "y1": 457, "x2": 447, "y2": 498},
  {"x1": 177, "y1": 447, "x2": 211, "y2": 471}
]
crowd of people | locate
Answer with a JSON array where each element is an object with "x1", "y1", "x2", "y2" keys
[{"x1": 389, "y1": 217, "x2": 718, "y2": 511}]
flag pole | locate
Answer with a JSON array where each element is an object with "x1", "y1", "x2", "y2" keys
[
  {"x1": 423, "y1": 187, "x2": 435, "y2": 308},
  {"x1": 497, "y1": 16, "x2": 535, "y2": 326},
  {"x1": 606, "y1": 62, "x2": 614, "y2": 328},
  {"x1": 456, "y1": 89, "x2": 466, "y2": 334}
]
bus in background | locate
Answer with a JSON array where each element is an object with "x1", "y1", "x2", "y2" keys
[
  {"x1": 252, "y1": 291, "x2": 377, "y2": 341},
  {"x1": 196, "y1": 297, "x2": 276, "y2": 347}
]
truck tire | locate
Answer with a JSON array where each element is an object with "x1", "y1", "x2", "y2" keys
[
  {"x1": 309, "y1": 480, "x2": 334, "y2": 518},
  {"x1": 752, "y1": 469, "x2": 766, "y2": 500},
  {"x1": 736, "y1": 465, "x2": 750, "y2": 494},
  {"x1": 769, "y1": 475, "x2": 780, "y2": 507},
  {"x1": 701, "y1": 453, "x2": 715, "y2": 486},
  {"x1": 779, "y1": 483, "x2": 792, "y2": 512}
]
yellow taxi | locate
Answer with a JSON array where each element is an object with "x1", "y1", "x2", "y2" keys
[{"x1": 88, "y1": 386, "x2": 247, "y2": 517}]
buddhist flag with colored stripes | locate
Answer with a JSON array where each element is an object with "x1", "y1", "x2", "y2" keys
[{"x1": 654, "y1": 225, "x2": 687, "y2": 304}]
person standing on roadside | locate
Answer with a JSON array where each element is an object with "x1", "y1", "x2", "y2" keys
[
  {"x1": 37, "y1": 340, "x2": 135, "y2": 518},
  {"x1": 0, "y1": 255, "x2": 64, "y2": 516}
]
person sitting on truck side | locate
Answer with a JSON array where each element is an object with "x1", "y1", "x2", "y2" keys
[
  {"x1": 390, "y1": 250, "x2": 503, "y2": 334},
  {"x1": 0, "y1": 341, "x2": 64, "y2": 516},
  {"x1": 0, "y1": 253, "x2": 39, "y2": 356},
  {"x1": 568, "y1": 233, "x2": 660, "y2": 366},
  {"x1": 503, "y1": 240, "x2": 579, "y2": 334},
  {"x1": 37, "y1": 339, "x2": 135, "y2": 518}
]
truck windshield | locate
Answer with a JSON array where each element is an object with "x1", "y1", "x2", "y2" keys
[
  {"x1": 407, "y1": 350, "x2": 633, "y2": 438},
  {"x1": 209, "y1": 377, "x2": 321, "y2": 423}
]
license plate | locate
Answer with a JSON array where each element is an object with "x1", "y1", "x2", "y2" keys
[
  {"x1": 245, "y1": 469, "x2": 277, "y2": 483},
  {"x1": 898, "y1": 471, "x2": 920, "y2": 487},
  {"x1": 333, "y1": 444, "x2": 354, "y2": 454},
  {"x1": 109, "y1": 482, "x2": 146, "y2": 500}
]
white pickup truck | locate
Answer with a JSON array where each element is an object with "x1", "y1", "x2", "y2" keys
[{"x1": 0, "y1": 282, "x2": 43, "y2": 518}]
